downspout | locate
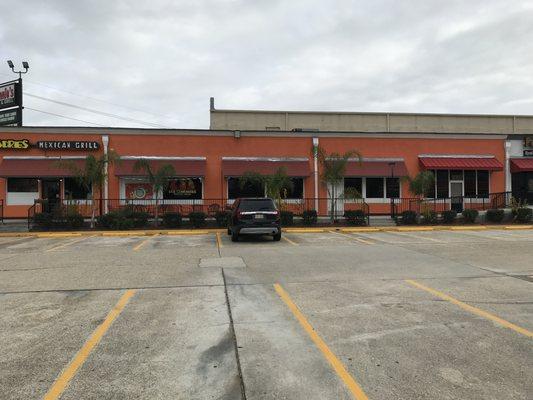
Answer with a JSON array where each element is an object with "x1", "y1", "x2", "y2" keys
[
  {"x1": 505, "y1": 140, "x2": 512, "y2": 193},
  {"x1": 313, "y1": 137, "x2": 319, "y2": 211},
  {"x1": 102, "y1": 135, "x2": 109, "y2": 214}
]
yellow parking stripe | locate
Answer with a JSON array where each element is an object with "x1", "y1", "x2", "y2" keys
[
  {"x1": 282, "y1": 235, "x2": 298, "y2": 246},
  {"x1": 132, "y1": 236, "x2": 153, "y2": 251},
  {"x1": 274, "y1": 283, "x2": 369, "y2": 400},
  {"x1": 406, "y1": 280, "x2": 532, "y2": 338},
  {"x1": 388, "y1": 231, "x2": 445, "y2": 243},
  {"x1": 45, "y1": 236, "x2": 94, "y2": 252},
  {"x1": 43, "y1": 290, "x2": 136, "y2": 400},
  {"x1": 216, "y1": 232, "x2": 223, "y2": 249},
  {"x1": 333, "y1": 231, "x2": 374, "y2": 245}
]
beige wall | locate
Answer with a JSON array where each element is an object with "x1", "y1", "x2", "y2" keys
[{"x1": 210, "y1": 109, "x2": 533, "y2": 134}]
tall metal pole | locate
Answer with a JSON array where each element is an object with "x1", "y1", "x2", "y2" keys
[{"x1": 18, "y1": 76, "x2": 22, "y2": 127}]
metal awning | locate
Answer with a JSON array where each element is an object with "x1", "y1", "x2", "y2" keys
[
  {"x1": 222, "y1": 158, "x2": 310, "y2": 176},
  {"x1": 419, "y1": 155, "x2": 503, "y2": 170},
  {"x1": 510, "y1": 158, "x2": 533, "y2": 173},
  {"x1": 114, "y1": 158, "x2": 206, "y2": 177},
  {"x1": 345, "y1": 160, "x2": 408, "y2": 177},
  {"x1": 0, "y1": 157, "x2": 84, "y2": 177}
]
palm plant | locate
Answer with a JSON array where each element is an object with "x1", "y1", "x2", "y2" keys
[
  {"x1": 316, "y1": 146, "x2": 362, "y2": 222},
  {"x1": 57, "y1": 151, "x2": 120, "y2": 228},
  {"x1": 239, "y1": 167, "x2": 293, "y2": 209},
  {"x1": 133, "y1": 159, "x2": 176, "y2": 226},
  {"x1": 403, "y1": 171, "x2": 435, "y2": 221}
]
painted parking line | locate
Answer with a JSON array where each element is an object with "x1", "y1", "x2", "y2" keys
[
  {"x1": 216, "y1": 232, "x2": 223, "y2": 249},
  {"x1": 132, "y1": 236, "x2": 155, "y2": 251},
  {"x1": 332, "y1": 231, "x2": 375, "y2": 245},
  {"x1": 43, "y1": 290, "x2": 137, "y2": 400},
  {"x1": 45, "y1": 235, "x2": 94, "y2": 252},
  {"x1": 282, "y1": 235, "x2": 299, "y2": 246},
  {"x1": 387, "y1": 231, "x2": 446, "y2": 243},
  {"x1": 274, "y1": 283, "x2": 369, "y2": 400},
  {"x1": 405, "y1": 280, "x2": 533, "y2": 338},
  {"x1": 0, "y1": 236, "x2": 35, "y2": 247}
]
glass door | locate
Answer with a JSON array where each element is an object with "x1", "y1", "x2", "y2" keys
[
  {"x1": 450, "y1": 181, "x2": 463, "y2": 213},
  {"x1": 41, "y1": 179, "x2": 61, "y2": 213}
]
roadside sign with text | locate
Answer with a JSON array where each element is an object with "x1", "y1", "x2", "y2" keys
[
  {"x1": 0, "y1": 108, "x2": 22, "y2": 126},
  {"x1": 0, "y1": 81, "x2": 22, "y2": 110}
]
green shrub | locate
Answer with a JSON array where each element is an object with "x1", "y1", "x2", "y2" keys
[
  {"x1": 162, "y1": 212, "x2": 182, "y2": 228},
  {"x1": 33, "y1": 212, "x2": 53, "y2": 230},
  {"x1": 344, "y1": 210, "x2": 367, "y2": 226},
  {"x1": 422, "y1": 210, "x2": 438, "y2": 225},
  {"x1": 96, "y1": 210, "x2": 134, "y2": 230},
  {"x1": 66, "y1": 213, "x2": 85, "y2": 229},
  {"x1": 280, "y1": 211, "x2": 294, "y2": 226},
  {"x1": 462, "y1": 209, "x2": 479, "y2": 224},
  {"x1": 514, "y1": 207, "x2": 532, "y2": 223},
  {"x1": 486, "y1": 209, "x2": 504, "y2": 223},
  {"x1": 399, "y1": 210, "x2": 417, "y2": 225},
  {"x1": 302, "y1": 210, "x2": 318, "y2": 226},
  {"x1": 188, "y1": 211, "x2": 206, "y2": 228},
  {"x1": 130, "y1": 211, "x2": 150, "y2": 228},
  {"x1": 215, "y1": 211, "x2": 230, "y2": 227},
  {"x1": 442, "y1": 210, "x2": 457, "y2": 224}
]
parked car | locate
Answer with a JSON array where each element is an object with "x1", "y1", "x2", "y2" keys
[{"x1": 228, "y1": 198, "x2": 281, "y2": 242}]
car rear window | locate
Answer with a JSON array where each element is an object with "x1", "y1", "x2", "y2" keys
[{"x1": 238, "y1": 199, "x2": 276, "y2": 211}]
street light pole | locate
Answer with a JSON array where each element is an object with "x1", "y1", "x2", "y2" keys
[{"x1": 6, "y1": 60, "x2": 29, "y2": 127}]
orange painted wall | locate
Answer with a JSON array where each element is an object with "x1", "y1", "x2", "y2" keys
[{"x1": 0, "y1": 131, "x2": 506, "y2": 218}]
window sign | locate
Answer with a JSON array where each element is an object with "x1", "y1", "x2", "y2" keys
[
  {"x1": 164, "y1": 178, "x2": 202, "y2": 200},
  {"x1": 126, "y1": 183, "x2": 154, "y2": 200}
]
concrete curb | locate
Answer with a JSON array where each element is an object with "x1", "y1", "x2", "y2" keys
[{"x1": 0, "y1": 225, "x2": 531, "y2": 238}]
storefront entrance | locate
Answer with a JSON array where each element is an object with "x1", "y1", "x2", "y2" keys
[
  {"x1": 450, "y1": 181, "x2": 463, "y2": 213},
  {"x1": 511, "y1": 172, "x2": 533, "y2": 204},
  {"x1": 42, "y1": 179, "x2": 61, "y2": 213}
]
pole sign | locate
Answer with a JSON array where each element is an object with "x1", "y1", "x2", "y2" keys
[
  {"x1": 0, "y1": 108, "x2": 22, "y2": 126},
  {"x1": 0, "y1": 81, "x2": 22, "y2": 110}
]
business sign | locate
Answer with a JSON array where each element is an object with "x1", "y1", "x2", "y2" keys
[
  {"x1": 524, "y1": 136, "x2": 533, "y2": 148},
  {"x1": 0, "y1": 108, "x2": 22, "y2": 126},
  {"x1": 524, "y1": 149, "x2": 533, "y2": 157},
  {"x1": 36, "y1": 141, "x2": 100, "y2": 150},
  {"x1": 126, "y1": 183, "x2": 154, "y2": 200},
  {"x1": 0, "y1": 138, "x2": 30, "y2": 149},
  {"x1": 0, "y1": 81, "x2": 21, "y2": 110}
]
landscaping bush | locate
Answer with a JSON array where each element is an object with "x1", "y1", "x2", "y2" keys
[
  {"x1": 188, "y1": 211, "x2": 206, "y2": 228},
  {"x1": 280, "y1": 211, "x2": 294, "y2": 226},
  {"x1": 162, "y1": 212, "x2": 182, "y2": 228},
  {"x1": 302, "y1": 210, "x2": 318, "y2": 226},
  {"x1": 486, "y1": 209, "x2": 504, "y2": 223},
  {"x1": 462, "y1": 209, "x2": 479, "y2": 224},
  {"x1": 442, "y1": 210, "x2": 457, "y2": 224},
  {"x1": 399, "y1": 210, "x2": 417, "y2": 225},
  {"x1": 66, "y1": 213, "x2": 85, "y2": 229},
  {"x1": 96, "y1": 210, "x2": 134, "y2": 230},
  {"x1": 120, "y1": 207, "x2": 150, "y2": 228},
  {"x1": 514, "y1": 207, "x2": 532, "y2": 223},
  {"x1": 215, "y1": 211, "x2": 230, "y2": 227},
  {"x1": 33, "y1": 212, "x2": 53, "y2": 230},
  {"x1": 344, "y1": 210, "x2": 367, "y2": 226},
  {"x1": 422, "y1": 210, "x2": 438, "y2": 225}
]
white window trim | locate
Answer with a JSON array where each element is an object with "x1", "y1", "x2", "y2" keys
[{"x1": 343, "y1": 176, "x2": 401, "y2": 203}]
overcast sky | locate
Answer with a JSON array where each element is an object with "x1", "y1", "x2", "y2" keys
[{"x1": 2, "y1": 0, "x2": 533, "y2": 129}]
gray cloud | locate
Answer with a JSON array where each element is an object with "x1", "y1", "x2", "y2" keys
[{"x1": 1, "y1": 0, "x2": 533, "y2": 128}]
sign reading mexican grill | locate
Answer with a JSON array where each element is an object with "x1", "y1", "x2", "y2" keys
[{"x1": 36, "y1": 141, "x2": 100, "y2": 150}]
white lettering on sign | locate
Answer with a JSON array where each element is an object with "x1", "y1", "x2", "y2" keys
[
  {"x1": 0, "y1": 84, "x2": 16, "y2": 106},
  {"x1": 35, "y1": 141, "x2": 100, "y2": 151}
]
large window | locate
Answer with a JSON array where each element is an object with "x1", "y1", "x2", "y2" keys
[
  {"x1": 436, "y1": 170, "x2": 449, "y2": 198},
  {"x1": 64, "y1": 178, "x2": 91, "y2": 200},
  {"x1": 228, "y1": 177, "x2": 265, "y2": 199},
  {"x1": 281, "y1": 177, "x2": 304, "y2": 199},
  {"x1": 366, "y1": 178, "x2": 384, "y2": 198},
  {"x1": 477, "y1": 170, "x2": 489, "y2": 197},
  {"x1": 164, "y1": 178, "x2": 202, "y2": 200},
  {"x1": 7, "y1": 178, "x2": 38, "y2": 192},
  {"x1": 344, "y1": 178, "x2": 362, "y2": 198},
  {"x1": 428, "y1": 170, "x2": 490, "y2": 198},
  {"x1": 386, "y1": 177, "x2": 400, "y2": 198},
  {"x1": 464, "y1": 170, "x2": 477, "y2": 197}
]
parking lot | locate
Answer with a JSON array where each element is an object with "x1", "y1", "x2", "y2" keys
[{"x1": 1, "y1": 228, "x2": 532, "y2": 400}]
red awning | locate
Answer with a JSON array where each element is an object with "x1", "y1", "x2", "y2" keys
[
  {"x1": 419, "y1": 156, "x2": 503, "y2": 170},
  {"x1": 222, "y1": 159, "x2": 310, "y2": 176},
  {"x1": 345, "y1": 160, "x2": 408, "y2": 177},
  {"x1": 0, "y1": 158, "x2": 85, "y2": 177},
  {"x1": 510, "y1": 158, "x2": 533, "y2": 172},
  {"x1": 114, "y1": 159, "x2": 206, "y2": 176}
]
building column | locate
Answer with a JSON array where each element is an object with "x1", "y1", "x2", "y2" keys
[
  {"x1": 313, "y1": 137, "x2": 319, "y2": 211},
  {"x1": 505, "y1": 140, "x2": 512, "y2": 193},
  {"x1": 102, "y1": 135, "x2": 109, "y2": 213}
]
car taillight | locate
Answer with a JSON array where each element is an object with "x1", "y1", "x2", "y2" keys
[{"x1": 237, "y1": 211, "x2": 245, "y2": 219}]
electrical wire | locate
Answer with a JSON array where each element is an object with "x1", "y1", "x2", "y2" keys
[
  {"x1": 24, "y1": 107, "x2": 107, "y2": 126},
  {"x1": 25, "y1": 93, "x2": 171, "y2": 128}
]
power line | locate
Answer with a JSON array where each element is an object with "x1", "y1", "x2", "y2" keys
[
  {"x1": 25, "y1": 93, "x2": 171, "y2": 128},
  {"x1": 0, "y1": 73, "x2": 182, "y2": 123},
  {"x1": 24, "y1": 107, "x2": 107, "y2": 127}
]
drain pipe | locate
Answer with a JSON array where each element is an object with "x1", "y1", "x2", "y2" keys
[
  {"x1": 102, "y1": 135, "x2": 109, "y2": 214},
  {"x1": 313, "y1": 137, "x2": 319, "y2": 211},
  {"x1": 505, "y1": 140, "x2": 512, "y2": 193}
]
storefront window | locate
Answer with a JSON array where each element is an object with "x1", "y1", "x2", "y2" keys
[
  {"x1": 344, "y1": 178, "x2": 362, "y2": 198},
  {"x1": 164, "y1": 178, "x2": 202, "y2": 200},
  {"x1": 64, "y1": 178, "x2": 91, "y2": 200},
  {"x1": 464, "y1": 170, "x2": 476, "y2": 197},
  {"x1": 366, "y1": 178, "x2": 384, "y2": 198},
  {"x1": 228, "y1": 177, "x2": 265, "y2": 199},
  {"x1": 7, "y1": 178, "x2": 38, "y2": 192},
  {"x1": 280, "y1": 177, "x2": 304, "y2": 199},
  {"x1": 477, "y1": 170, "x2": 489, "y2": 197},
  {"x1": 436, "y1": 170, "x2": 449, "y2": 198},
  {"x1": 386, "y1": 177, "x2": 400, "y2": 198}
]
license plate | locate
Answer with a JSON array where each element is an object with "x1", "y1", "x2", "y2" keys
[{"x1": 254, "y1": 214, "x2": 264, "y2": 219}]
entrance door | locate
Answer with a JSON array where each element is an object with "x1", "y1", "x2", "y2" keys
[
  {"x1": 450, "y1": 181, "x2": 463, "y2": 213},
  {"x1": 42, "y1": 179, "x2": 61, "y2": 213}
]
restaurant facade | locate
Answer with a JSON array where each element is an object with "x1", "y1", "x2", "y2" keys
[{"x1": 0, "y1": 105, "x2": 532, "y2": 219}]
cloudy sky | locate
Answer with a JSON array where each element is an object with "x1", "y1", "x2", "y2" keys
[{"x1": 2, "y1": 0, "x2": 533, "y2": 128}]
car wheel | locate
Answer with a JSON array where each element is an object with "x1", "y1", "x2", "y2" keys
[
  {"x1": 231, "y1": 231, "x2": 239, "y2": 242},
  {"x1": 273, "y1": 232, "x2": 281, "y2": 241}
]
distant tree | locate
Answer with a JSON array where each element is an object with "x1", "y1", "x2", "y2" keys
[
  {"x1": 316, "y1": 146, "x2": 362, "y2": 222},
  {"x1": 133, "y1": 159, "x2": 176, "y2": 226},
  {"x1": 57, "y1": 151, "x2": 120, "y2": 228}
]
